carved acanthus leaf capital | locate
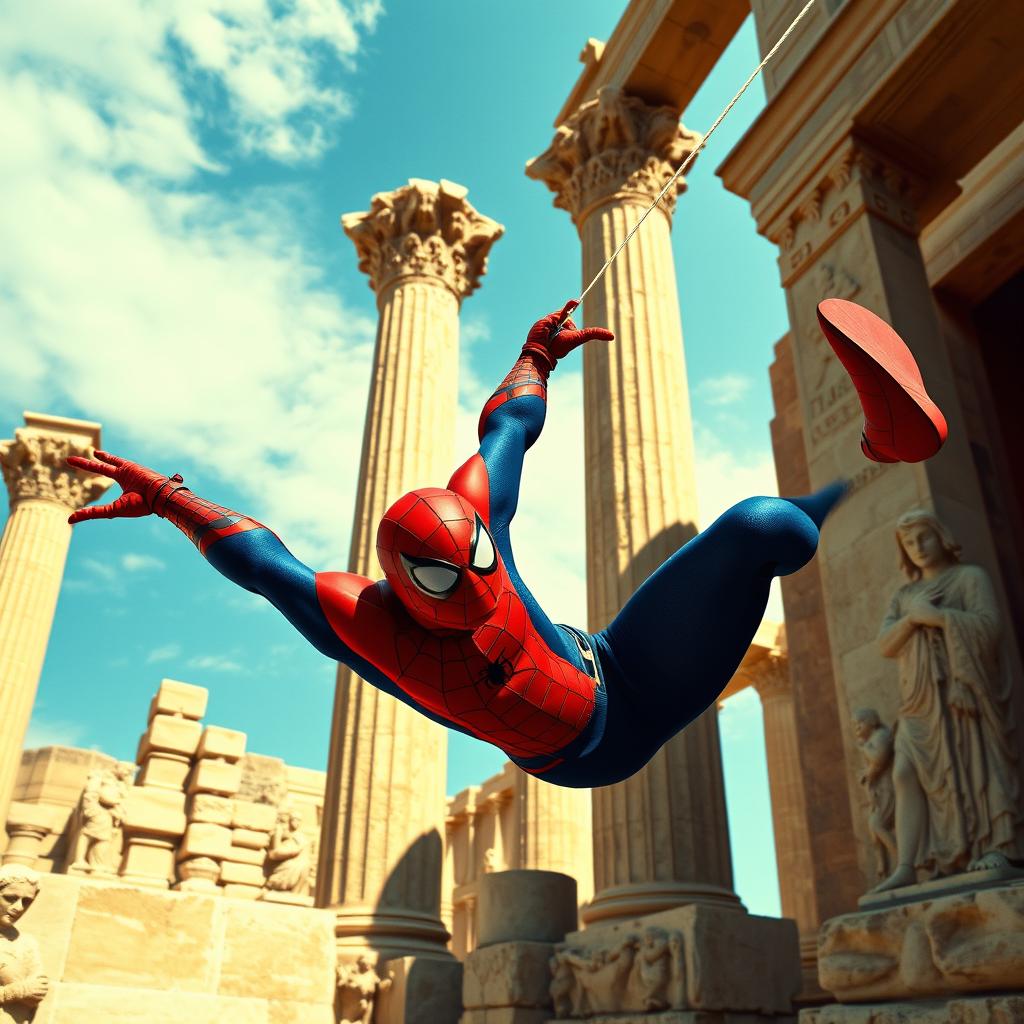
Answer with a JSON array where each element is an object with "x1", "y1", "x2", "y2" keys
[
  {"x1": 527, "y1": 87, "x2": 701, "y2": 227},
  {"x1": 343, "y1": 178, "x2": 503, "y2": 303},
  {"x1": 751, "y1": 653, "x2": 791, "y2": 701},
  {"x1": 0, "y1": 429, "x2": 111, "y2": 511}
]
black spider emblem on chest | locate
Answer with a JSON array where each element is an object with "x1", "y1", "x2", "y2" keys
[{"x1": 478, "y1": 653, "x2": 515, "y2": 687}]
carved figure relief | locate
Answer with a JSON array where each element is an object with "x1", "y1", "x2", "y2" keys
[
  {"x1": 0, "y1": 865, "x2": 48, "y2": 1021},
  {"x1": 68, "y1": 762, "x2": 134, "y2": 874},
  {"x1": 263, "y1": 807, "x2": 311, "y2": 896},
  {"x1": 337, "y1": 954, "x2": 392, "y2": 1024},
  {"x1": 550, "y1": 927, "x2": 684, "y2": 1017},
  {"x1": 872, "y1": 509, "x2": 1023, "y2": 893},
  {"x1": 853, "y1": 708, "x2": 897, "y2": 880}
]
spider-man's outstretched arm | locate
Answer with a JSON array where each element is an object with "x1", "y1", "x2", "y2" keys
[
  {"x1": 63, "y1": 452, "x2": 475, "y2": 736},
  {"x1": 448, "y1": 301, "x2": 613, "y2": 535}
]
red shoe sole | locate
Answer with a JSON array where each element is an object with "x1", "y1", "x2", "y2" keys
[{"x1": 817, "y1": 299, "x2": 948, "y2": 463}]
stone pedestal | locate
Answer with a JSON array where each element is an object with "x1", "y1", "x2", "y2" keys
[
  {"x1": 528, "y1": 87, "x2": 739, "y2": 926},
  {"x1": 316, "y1": 180, "x2": 501, "y2": 999},
  {"x1": 0, "y1": 413, "x2": 110, "y2": 832},
  {"x1": 551, "y1": 902, "x2": 800, "y2": 1021}
]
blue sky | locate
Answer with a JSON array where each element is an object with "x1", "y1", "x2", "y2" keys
[{"x1": 2, "y1": 1, "x2": 789, "y2": 915}]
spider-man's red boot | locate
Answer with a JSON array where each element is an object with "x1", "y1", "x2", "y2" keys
[{"x1": 817, "y1": 299, "x2": 948, "y2": 463}]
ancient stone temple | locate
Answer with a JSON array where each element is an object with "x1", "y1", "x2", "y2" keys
[{"x1": 2, "y1": 1, "x2": 1023, "y2": 1023}]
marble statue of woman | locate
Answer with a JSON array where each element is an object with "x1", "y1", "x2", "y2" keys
[
  {"x1": 264, "y1": 809, "x2": 311, "y2": 895},
  {"x1": 871, "y1": 509, "x2": 1022, "y2": 893},
  {"x1": 0, "y1": 865, "x2": 48, "y2": 1022}
]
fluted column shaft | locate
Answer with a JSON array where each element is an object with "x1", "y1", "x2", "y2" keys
[
  {"x1": 528, "y1": 88, "x2": 739, "y2": 925},
  {"x1": 317, "y1": 179, "x2": 502, "y2": 961},
  {"x1": 0, "y1": 414, "x2": 109, "y2": 832},
  {"x1": 752, "y1": 657, "x2": 816, "y2": 933}
]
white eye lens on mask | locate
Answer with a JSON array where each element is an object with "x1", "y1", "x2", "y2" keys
[
  {"x1": 470, "y1": 514, "x2": 496, "y2": 573},
  {"x1": 400, "y1": 553, "x2": 461, "y2": 598}
]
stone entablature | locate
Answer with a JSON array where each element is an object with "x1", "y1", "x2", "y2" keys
[{"x1": 527, "y1": 86, "x2": 701, "y2": 227}]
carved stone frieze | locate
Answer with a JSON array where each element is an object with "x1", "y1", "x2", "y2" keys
[
  {"x1": 0, "y1": 429, "x2": 111, "y2": 511},
  {"x1": 527, "y1": 86, "x2": 701, "y2": 227},
  {"x1": 770, "y1": 136, "x2": 924, "y2": 285},
  {"x1": 342, "y1": 178, "x2": 503, "y2": 302},
  {"x1": 550, "y1": 926, "x2": 685, "y2": 1017}
]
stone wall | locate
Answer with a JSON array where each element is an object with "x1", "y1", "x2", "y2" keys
[{"x1": 25, "y1": 873, "x2": 337, "y2": 1023}]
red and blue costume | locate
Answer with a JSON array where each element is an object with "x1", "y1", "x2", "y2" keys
[{"x1": 68, "y1": 299, "x2": 947, "y2": 788}]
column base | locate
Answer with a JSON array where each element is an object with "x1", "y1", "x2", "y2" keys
[
  {"x1": 581, "y1": 881, "x2": 744, "y2": 927},
  {"x1": 335, "y1": 904, "x2": 455, "y2": 960},
  {"x1": 376, "y1": 953, "x2": 464, "y2": 1024}
]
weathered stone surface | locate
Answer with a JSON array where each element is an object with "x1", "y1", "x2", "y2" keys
[
  {"x1": 232, "y1": 827, "x2": 271, "y2": 849},
  {"x1": 222, "y1": 882, "x2": 262, "y2": 900},
  {"x1": 817, "y1": 881, "x2": 1024, "y2": 1001},
  {"x1": 188, "y1": 793, "x2": 234, "y2": 826},
  {"x1": 236, "y1": 754, "x2": 288, "y2": 807},
  {"x1": 197, "y1": 726, "x2": 246, "y2": 762},
  {"x1": 478, "y1": 871, "x2": 577, "y2": 947},
  {"x1": 223, "y1": 843, "x2": 267, "y2": 867},
  {"x1": 63, "y1": 884, "x2": 219, "y2": 990},
  {"x1": 460, "y1": 1009, "x2": 549, "y2": 1024},
  {"x1": 188, "y1": 759, "x2": 242, "y2": 796},
  {"x1": 800, "y1": 994, "x2": 1024, "y2": 1024},
  {"x1": 123, "y1": 787, "x2": 186, "y2": 836},
  {"x1": 37, "y1": 984, "x2": 267, "y2": 1023},
  {"x1": 232, "y1": 799, "x2": 279, "y2": 832},
  {"x1": 463, "y1": 940, "x2": 554, "y2": 1010},
  {"x1": 219, "y1": 860, "x2": 265, "y2": 886},
  {"x1": 138, "y1": 714, "x2": 202, "y2": 758},
  {"x1": 179, "y1": 822, "x2": 233, "y2": 860},
  {"x1": 119, "y1": 838, "x2": 176, "y2": 887},
  {"x1": 267, "y1": 1001, "x2": 336, "y2": 1024},
  {"x1": 136, "y1": 752, "x2": 192, "y2": 790},
  {"x1": 149, "y1": 679, "x2": 208, "y2": 722},
  {"x1": 218, "y1": 900, "x2": 336, "y2": 1003}
]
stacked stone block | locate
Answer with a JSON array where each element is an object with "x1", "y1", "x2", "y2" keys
[
  {"x1": 120, "y1": 679, "x2": 205, "y2": 887},
  {"x1": 220, "y1": 798, "x2": 277, "y2": 899}
]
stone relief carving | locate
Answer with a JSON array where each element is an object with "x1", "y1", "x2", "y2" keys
[
  {"x1": 0, "y1": 430, "x2": 111, "y2": 510},
  {"x1": 0, "y1": 865, "x2": 49, "y2": 1020},
  {"x1": 527, "y1": 86, "x2": 701, "y2": 225},
  {"x1": 550, "y1": 927, "x2": 685, "y2": 1017},
  {"x1": 263, "y1": 807, "x2": 311, "y2": 896},
  {"x1": 871, "y1": 509, "x2": 1023, "y2": 893},
  {"x1": 342, "y1": 179, "x2": 503, "y2": 301},
  {"x1": 68, "y1": 762, "x2": 134, "y2": 874},
  {"x1": 853, "y1": 708, "x2": 897, "y2": 881},
  {"x1": 337, "y1": 954, "x2": 392, "y2": 1024}
]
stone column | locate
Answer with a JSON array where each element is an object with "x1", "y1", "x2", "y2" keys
[
  {"x1": 749, "y1": 652, "x2": 821, "y2": 994},
  {"x1": 528, "y1": 87, "x2": 741, "y2": 924},
  {"x1": 0, "y1": 413, "x2": 110, "y2": 832},
  {"x1": 317, "y1": 179, "x2": 502, "y2": 986}
]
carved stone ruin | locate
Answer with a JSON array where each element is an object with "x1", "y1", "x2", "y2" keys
[
  {"x1": 67, "y1": 762, "x2": 134, "y2": 875},
  {"x1": 260, "y1": 805, "x2": 312, "y2": 904},
  {"x1": 870, "y1": 509, "x2": 1024, "y2": 895},
  {"x1": 0, "y1": 865, "x2": 48, "y2": 1018},
  {"x1": 337, "y1": 954, "x2": 392, "y2": 1024},
  {"x1": 852, "y1": 708, "x2": 896, "y2": 882}
]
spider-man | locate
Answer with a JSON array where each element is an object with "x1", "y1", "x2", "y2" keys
[{"x1": 67, "y1": 298, "x2": 946, "y2": 788}]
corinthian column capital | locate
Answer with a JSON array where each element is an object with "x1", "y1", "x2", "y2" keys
[
  {"x1": 342, "y1": 178, "x2": 504, "y2": 303},
  {"x1": 751, "y1": 652, "x2": 792, "y2": 702},
  {"x1": 0, "y1": 414, "x2": 111, "y2": 511},
  {"x1": 526, "y1": 86, "x2": 701, "y2": 227}
]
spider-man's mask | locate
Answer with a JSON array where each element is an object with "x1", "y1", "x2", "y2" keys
[{"x1": 377, "y1": 488, "x2": 501, "y2": 631}]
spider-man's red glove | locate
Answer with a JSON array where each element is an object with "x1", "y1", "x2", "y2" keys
[
  {"x1": 521, "y1": 300, "x2": 614, "y2": 373},
  {"x1": 65, "y1": 450, "x2": 178, "y2": 523}
]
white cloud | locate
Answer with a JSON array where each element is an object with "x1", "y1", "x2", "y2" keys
[
  {"x1": 147, "y1": 643, "x2": 182, "y2": 664},
  {"x1": 188, "y1": 653, "x2": 244, "y2": 673},
  {"x1": 0, "y1": 1, "x2": 380, "y2": 567},
  {"x1": 696, "y1": 373, "x2": 753, "y2": 407},
  {"x1": 122, "y1": 553, "x2": 167, "y2": 573}
]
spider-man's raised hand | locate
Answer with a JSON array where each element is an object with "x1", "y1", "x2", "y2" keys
[
  {"x1": 65, "y1": 450, "x2": 174, "y2": 523},
  {"x1": 521, "y1": 300, "x2": 614, "y2": 372}
]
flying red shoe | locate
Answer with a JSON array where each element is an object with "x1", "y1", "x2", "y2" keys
[{"x1": 816, "y1": 298, "x2": 948, "y2": 463}]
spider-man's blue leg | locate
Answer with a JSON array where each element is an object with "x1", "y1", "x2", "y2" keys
[{"x1": 598, "y1": 483, "x2": 845, "y2": 732}]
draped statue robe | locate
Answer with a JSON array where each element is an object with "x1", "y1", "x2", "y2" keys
[{"x1": 881, "y1": 563, "x2": 1022, "y2": 875}]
